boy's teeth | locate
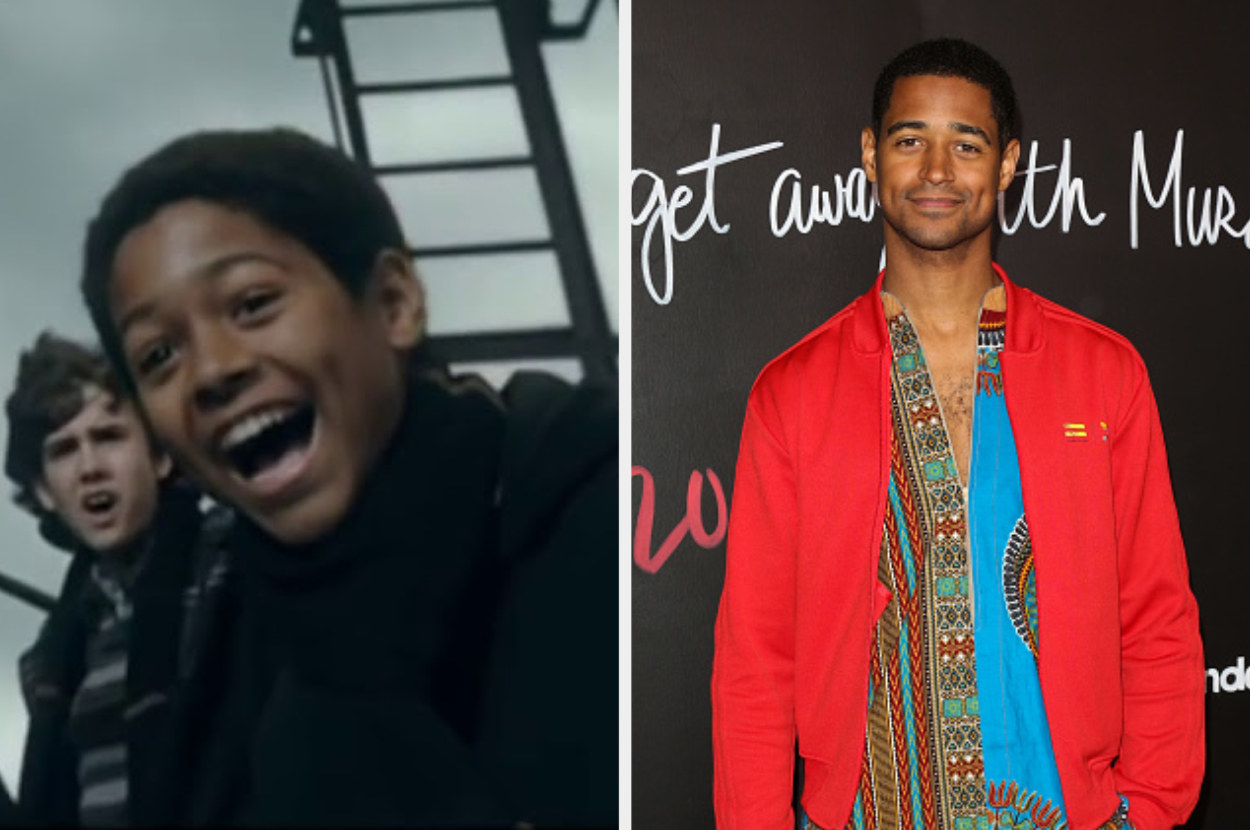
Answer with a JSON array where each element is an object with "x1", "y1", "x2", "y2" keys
[
  {"x1": 84, "y1": 492, "x2": 115, "y2": 511},
  {"x1": 221, "y1": 408, "x2": 292, "y2": 450}
]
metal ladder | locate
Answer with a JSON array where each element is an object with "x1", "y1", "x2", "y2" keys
[{"x1": 291, "y1": 0, "x2": 616, "y2": 383}]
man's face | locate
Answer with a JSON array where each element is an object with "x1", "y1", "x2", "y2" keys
[
  {"x1": 36, "y1": 388, "x2": 169, "y2": 554},
  {"x1": 109, "y1": 199, "x2": 423, "y2": 545},
  {"x1": 862, "y1": 74, "x2": 1020, "y2": 255}
]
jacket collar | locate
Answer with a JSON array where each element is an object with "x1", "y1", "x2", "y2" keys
[{"x1": 851, "y1": 262, "x2": 1045, "y2": 355}]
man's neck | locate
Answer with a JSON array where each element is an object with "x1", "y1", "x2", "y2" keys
[{"x1": 880, "y1": 238, "x2": 999, "y2": 333}]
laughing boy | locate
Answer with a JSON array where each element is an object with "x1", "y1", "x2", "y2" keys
[{"x1": 79, "y1": 128, "x2": 617, "y2": 826}]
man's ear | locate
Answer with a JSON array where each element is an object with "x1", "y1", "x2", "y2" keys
[
  {"x1": 998, "y1": 138, "x2": 1021, "y2": 192},
  {"x1": 861, "y1": 127, "x2": 879, "y2": 183},
  {"x1": 368, "y1": 249, "x2": 427, "y2": 350},
  {"x1": 34, "y1": 479, "x2": 55, "y2": 512}
]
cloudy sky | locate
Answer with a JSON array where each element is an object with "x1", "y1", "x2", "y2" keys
[{"x1": 0, "y1": 0, "x2": 616, "y2": 789}]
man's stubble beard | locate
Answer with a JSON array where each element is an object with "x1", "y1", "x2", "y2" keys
[{"x1": 882, "y1": 198, "x2": 994, "y2": 255}]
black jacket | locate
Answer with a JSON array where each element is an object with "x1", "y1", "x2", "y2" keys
[
  {"x1": 15, "y1": 486, "x2": 226, "y2": 827},
  {"x1": 179, "y1": 372, "x2": 617, "y2": 827},
  {"x1": 0, "y1": 778, "x2": 17, "y2": 827},
  {"x1": 478, "y1": 372, "x2": 618, "y2": 825}
]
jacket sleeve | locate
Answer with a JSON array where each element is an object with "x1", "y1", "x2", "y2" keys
[
  {"x1": 712, "y1": 382, "x2": 799, "y2": 830},
  {"x1": 16, "y1": 552, "x2": 92, "y2": 827},
  {"x1": 1109, "y1": 363, "x2": 1205, "y2": 829}
]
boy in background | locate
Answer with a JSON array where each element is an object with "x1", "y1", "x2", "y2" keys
[{"x1": 4, "y1": 332, "x2": 228, "y2": 826}]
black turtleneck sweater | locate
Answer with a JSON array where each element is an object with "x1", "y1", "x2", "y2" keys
[
  {"x1": 181, "y1": 372, "x2": 617, "y2": 827},
  {"x1": 186, "y1": 376, "x2": 505, "y2": 826}
]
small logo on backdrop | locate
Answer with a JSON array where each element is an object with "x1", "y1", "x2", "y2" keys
[{"x1": 1207, "y1": 657, "x2": 1250, "y2": 694}]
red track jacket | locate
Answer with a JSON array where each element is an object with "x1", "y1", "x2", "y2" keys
[{"x1": 712, "y1": 266, "x2": 1204, "y2": 830}]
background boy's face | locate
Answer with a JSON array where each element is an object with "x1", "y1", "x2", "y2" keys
[
  {"x1": 108, "y1": 199, "x2": 422, "y2": 545},
  {"x1": 36, "y1": 388, "x2": 168, "y2": 553}
]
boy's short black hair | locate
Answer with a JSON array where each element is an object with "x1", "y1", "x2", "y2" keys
[
  {"x1": 871, "y1": 37, "x2": 1019, "y2": 148},
  {"x1": 80, "y1": 127, "x2": 416, "y2": 392},
  {"x1": 4, "y1": 333, "x2": 124, "y2": 547}
]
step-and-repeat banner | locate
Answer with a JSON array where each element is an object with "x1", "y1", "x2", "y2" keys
[{"x1": 632, "y1": 3, "x2": 1247, "y2": 827}]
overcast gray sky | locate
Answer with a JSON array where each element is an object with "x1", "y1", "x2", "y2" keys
[{"x1": 0, "y1": 0, "x2": 617, "y2": 790}]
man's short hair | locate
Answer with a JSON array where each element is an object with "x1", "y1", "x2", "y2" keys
[
  {"x1": 80, "y1": 127, "x2": 418, "y2": 393},
  {"x1": 4, "y1": 332, "x2": 121, "y2": 526},
  {"x1": 871, "y1": 38, "x2": 1019, "y2": 148}
]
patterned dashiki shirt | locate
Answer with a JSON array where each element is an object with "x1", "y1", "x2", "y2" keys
[{"x1": 802, "y1": 296, "x2": 1133, "y2": 830}]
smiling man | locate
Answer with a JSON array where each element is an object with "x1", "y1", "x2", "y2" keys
[
  {"x1": 3, "y1": 332, "x2": 228, "y2": 827},
  {"x1": 78, "y1": 128, "x2": 616, "y2": 826},
  {"x1": 712, "y1": 39, "x2": 1204, "y2": 830}
]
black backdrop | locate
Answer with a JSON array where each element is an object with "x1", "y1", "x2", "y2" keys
[{"x1": 631, "y1": 2, "x2": 1250, "y2": 828}]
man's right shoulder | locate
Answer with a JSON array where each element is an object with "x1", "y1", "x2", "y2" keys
[{"x1": 749, "y1": 294, "x2": 863, "y2": 402}]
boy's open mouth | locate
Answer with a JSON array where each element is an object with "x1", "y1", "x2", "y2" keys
[
  {"x1": 81, "y1": 490, "x2": 118, "y2": 516},
  {"x1": 219, "y1": 404, "x2": 316, "y2": 482}
]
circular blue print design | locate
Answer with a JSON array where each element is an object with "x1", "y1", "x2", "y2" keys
[{"x1": 1002, "y1": 514, "x2": 1039, "y2": 659}]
